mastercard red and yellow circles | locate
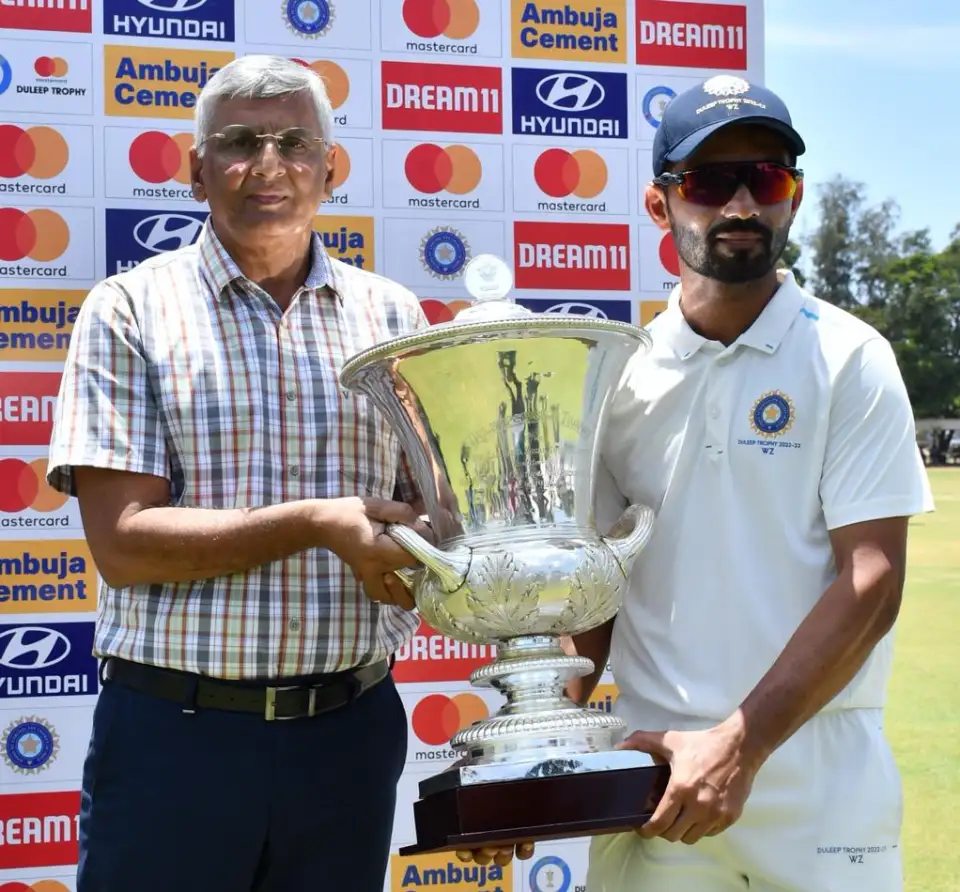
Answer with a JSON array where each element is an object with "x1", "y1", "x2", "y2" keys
[
  {"x1": 129, "y1": 131, "x2": 193, "y2": 185},
  {"x1": 0, "y1": 458, "x2": 68, "y2": 514},
  {"x1": 534, "y1": 148, "x2": 607, "y2": 199},
  {"x1": 405, "y1": 144, "x2": 481, "y2": 195},
  {"x1": 34, "y1": 57, "x2": 68, "y2": 78},
  {"x1": 412, "y1": 693, "x2": 487, "y2": 745},
  {"x1": 403, "y1": 0, "x2": 480, "y2": 39},
  {"x1": 419, "y1": 298, "x2": 471, "y2": 324},
  {"x1": 0, "y1": 209, "x2": 69, "y2": 262},
  {"x1": 0, "y1": 881, "x2": 71, "y2": 892},
  {"x1": 291, "y1": 59, "x2": 349, "y2": 109},
  {"x1": 0, "y1": 126, "x2": 69, "y2": 179}
]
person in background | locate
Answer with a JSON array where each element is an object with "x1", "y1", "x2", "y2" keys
[
  {"x1": 466, "y1": 77, "x2": 934, "y2": 892},
  {"x1": 48, "y1": 55, "x2": 430, "y2": 892}
]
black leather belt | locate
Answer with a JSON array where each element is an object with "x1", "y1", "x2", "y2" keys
[{"x1": 101, "y1": 657, "x2": 390, "y2": 721}]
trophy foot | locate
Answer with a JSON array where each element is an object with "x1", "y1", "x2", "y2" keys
[{"x1": 449, "y1": 634, "x2": 626, "y2": 766}]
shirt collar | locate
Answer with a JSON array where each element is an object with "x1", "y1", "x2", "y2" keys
[
  {"x1": 197, "y1": 218, "x2": 342, "y2": 304},
  {"x1": 657, "y1": 269, "x2": 807, "y2": 361}
]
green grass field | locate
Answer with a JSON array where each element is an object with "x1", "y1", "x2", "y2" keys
[{"x1": 887, "y1": 468, "x2": 960, "y2": 892}]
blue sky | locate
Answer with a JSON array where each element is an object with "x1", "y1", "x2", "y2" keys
[{"x1": 762, "y1": 0, "x2": 958, "y2": 261}]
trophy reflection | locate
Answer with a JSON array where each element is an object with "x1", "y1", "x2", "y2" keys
[{"x1": 339, "y1": 255, "x2": 669, "y2": 855}]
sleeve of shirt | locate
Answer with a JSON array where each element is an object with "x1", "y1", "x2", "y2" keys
[
  {"x1": 46, "y1": 280, "x2": 170, "y2": 498},
  {"x1": 595, "y1": 454, "x2": 630, "y2": 536},
  {"x1": 393, "y1": 286, "x2": 431, "y2": 506},
  {"x1": 819, "y1": 336, "x2": 935, "y2": 530}
]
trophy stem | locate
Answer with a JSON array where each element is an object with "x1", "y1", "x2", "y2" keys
[{"x1": 449, "y1": 635, "x2": 626, "y2": 766}]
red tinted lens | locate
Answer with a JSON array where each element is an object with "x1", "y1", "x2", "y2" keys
[{"x1": 679, "y1": 163, "x2": 797, "y2": 206}]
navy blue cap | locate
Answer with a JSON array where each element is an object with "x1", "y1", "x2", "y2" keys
[{"x1": 652, "y1": 76, "x2": 805, "y2": 177}]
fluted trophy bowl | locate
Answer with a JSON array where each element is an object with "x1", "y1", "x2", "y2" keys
[{"x1": 339, "y1": 256, "x2": 655, "y2": 778}]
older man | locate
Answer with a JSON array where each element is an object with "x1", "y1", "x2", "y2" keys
[{"x1": 48, "y1": 55, "x2": 429, "y2": 892}]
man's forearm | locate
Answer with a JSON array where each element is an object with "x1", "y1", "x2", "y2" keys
[
  {"x1": 101, "y1": 500, "x2": 329, "y2": 588},
  {"x1": 563, "y1": 619, "x2": 615, "y2": 706},
  {"x1": 733, "y1": 563, "x2": 901, "y2": 767}
]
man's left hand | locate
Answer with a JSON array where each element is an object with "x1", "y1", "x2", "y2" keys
[{"x1": 618, "y1": 718, "x2": 761, "y2": 845}]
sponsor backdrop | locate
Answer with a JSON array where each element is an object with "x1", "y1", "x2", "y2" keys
[{"x1": 0, "y1": 0, "x2": 765, "y2": 888}]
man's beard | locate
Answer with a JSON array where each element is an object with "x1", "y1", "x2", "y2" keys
[{"x1": 669, "y1": 212, "x2": 791, "y2": 284}]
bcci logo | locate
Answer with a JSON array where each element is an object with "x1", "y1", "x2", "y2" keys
[
  {"x1": 2, "y1": 716, "x2": 60, "y2": 775},
  {"x1": 530, "y1": 855, "x2": 572, "y2": 892},
  {"x1": 703, "y1": 75, "x2": 751, "y2": 98},
  {"x1": 420, "y1": 226, "x2": 470, "y2": 280},
  {"x1": 284, "y1": 0, "x2": 334, "y2": 37},
  {"x1": 643, "y1": 86, "x2": 675, "y2": 129},
  {"x1": 750, "y1": 390, "x2": 794, "y2": 439}
]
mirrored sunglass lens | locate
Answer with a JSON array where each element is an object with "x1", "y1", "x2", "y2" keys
[
  {"x1": 681, "y1": 170, "x2": 740, "y2": 205},
  {"x1": 748, "y1": 166, "x2": 796, "y2": 203}
]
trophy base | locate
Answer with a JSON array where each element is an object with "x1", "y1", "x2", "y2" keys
[{"x1": 398, "y1": 749, "x2": 670, "y2": 856}]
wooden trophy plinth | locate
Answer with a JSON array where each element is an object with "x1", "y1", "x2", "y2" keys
[{"x1": 399, "y1": 762, "x2": 670, "y2": 856}]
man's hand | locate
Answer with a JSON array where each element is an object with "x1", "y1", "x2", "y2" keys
[
  {"x1": 618, "y1": 716, "x2": 760, "y2": 845},
  {"x1": 455, "y1": 843, "x2": 536, "y2": 868},
  {"x1": 320, "y1": 497, "x2": 430, "y2": 609}
]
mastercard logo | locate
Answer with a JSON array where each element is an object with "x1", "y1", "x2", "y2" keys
[
  {"x1": 534, "y1": 148, "x2": 607, "y2": 199},
  {"x1": 0, "y1": 458, "x2": 68, "y2": 514},
  {"x1": 0, "y1": 125, "x2": 68, "y2": 180},
  {"x1": 403, "y1": 0, "x2": 479, "y2": 39},
  {"x1": 34, "y1": 57, "x2": 68, "y2": 78},
  {"x1": 0, "y1": 881, "x2": 70, "y2": 892},
  {"x1": 129, "y1": 130, "x2": 193, "y2": 185},
  {"x1": 0, "y1": 208, "x2": 69, "y2": 262},
  {"x1": 291, "y1": 58, "x2": 349, "y2": 109},
  {"x1": 419, "y1": 298, "x2": 470, "y2": 324},
  {"x1": 405, "y1": 144, "x2": 481, "y2": 195},
  {"x1": 412, "y1": 692, "x2": 488, "y2": 745},
  {"x1": 659, "y1": 232, "x2": 680, "y2": 276}
]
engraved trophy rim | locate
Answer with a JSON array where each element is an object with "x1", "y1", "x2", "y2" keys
[{"x1": 340, "y1": 314, "x2": 652, "y2": 389}]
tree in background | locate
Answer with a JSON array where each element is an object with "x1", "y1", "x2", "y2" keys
[{"x1": 803, "y1": 177, "x2": 960, "y2": 463}]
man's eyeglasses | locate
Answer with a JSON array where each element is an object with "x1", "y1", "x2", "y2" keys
[
  {"x1": 653, "y1": 162, "x2": 803, "y2": 207},
  {"x1": 198, "y1": 125, "x2": 328, "y2": 163}
]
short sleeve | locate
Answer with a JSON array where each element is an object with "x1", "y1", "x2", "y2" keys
[
  {"x1": 819, "y1": 336, "x2": 934, "y2": 530},
  {"x1": 594, "y1": 455, "x2": 629, "y2": 536},
  {"x1": 46, "y1": 281, "x2": 171, "y2": 497}
]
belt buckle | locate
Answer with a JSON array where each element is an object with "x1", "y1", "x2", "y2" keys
[{"x1": 264, "y1": 685, "x2": 305, "y2": 722}]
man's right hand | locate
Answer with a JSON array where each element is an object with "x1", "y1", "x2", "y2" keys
[{"x1": 318, "y1": 497, "x2": 430, "y2": 610}]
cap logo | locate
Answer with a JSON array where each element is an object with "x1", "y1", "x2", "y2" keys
[
  {"x1": 703, "y1": 76, "x2": 751, "y2": 98},
  {"x1": 696, "y1": 75, "x2": 766, "y2": 116}
]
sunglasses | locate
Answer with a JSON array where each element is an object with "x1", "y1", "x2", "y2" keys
[
  {"x1": 653, "y1": 162, "x2": 803, "y2": 206},
  {"x1": 198, "y1": 124, "x2": 328, "y2": 163}
]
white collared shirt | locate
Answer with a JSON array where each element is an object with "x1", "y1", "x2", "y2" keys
[{"x1": 597, "y1": 271, "x2": 934, "y2": 730}]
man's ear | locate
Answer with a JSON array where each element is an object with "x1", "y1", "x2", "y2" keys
[
  {"x1": 644, "y1": 183, "x2": 672, "y2": 233},
  {"x1": 189, "y1": 147, "x2": 206, "y2": 203}
]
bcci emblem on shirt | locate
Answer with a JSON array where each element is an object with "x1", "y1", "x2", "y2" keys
[{"x1": 750, "y1": 390, "x2": 795, "y2": 439}]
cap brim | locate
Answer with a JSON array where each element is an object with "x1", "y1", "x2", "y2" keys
[{"x1": 663, "y1": 117, "x2": 806, "y2": 170}]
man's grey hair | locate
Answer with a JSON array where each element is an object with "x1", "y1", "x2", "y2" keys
[{"x1": 195, "y1": 55, "x2": 335, "y2": 154}]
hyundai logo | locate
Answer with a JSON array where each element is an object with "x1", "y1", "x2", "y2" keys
[
  {"x1": 0, "y1": 627, "x2": 71, "y2": 670},
  {"x1": 137, "y1": 0, "x2": 208, "y2": 11},
  {"x1": 133, "y1": 214, "x2": 205, "y2": 253},
  {"x1": 546, "y1": 302, "x2": 608, "y2": 319},
  {"x1": 536, "y1": 73, "x2": 605, "y2": 113}
]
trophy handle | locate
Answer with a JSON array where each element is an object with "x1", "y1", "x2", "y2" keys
[
  {"x1": 601, "y1": 504, "x2": 656, "y2": 577},
  {"x1": 385, "y1": 523, "x2": 471, "y2": 594}
]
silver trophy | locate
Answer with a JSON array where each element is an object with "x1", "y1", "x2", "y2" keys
[{"x1": 339, "y1": 255, "x2": 664, "y2": 853}]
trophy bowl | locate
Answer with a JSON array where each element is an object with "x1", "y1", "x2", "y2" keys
[{"x1": 339, "y1": 256, "x2": 667, "y2": 854}]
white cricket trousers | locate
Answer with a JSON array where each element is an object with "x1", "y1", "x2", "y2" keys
[{"x1": 586, "y1": 708, "x2": 903, "y2": 892}]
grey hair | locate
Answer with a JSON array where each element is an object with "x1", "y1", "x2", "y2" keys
[{"x1": 194, "y1": 55, "x2": 335, "y2": 154}]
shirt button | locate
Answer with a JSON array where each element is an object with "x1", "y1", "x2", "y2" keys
[
  {"x1": 710, "y1": 406, "x2": 720, "y2": 419},
  {"x1": 286, "y1": 388, "x2": 297, "y2": 401},
  {"x1": 289, "y1": 465, "x2": 299, "y2": 477},
  {"x1": 289, "y1": 617, "x2": 301, "y2": 632}
]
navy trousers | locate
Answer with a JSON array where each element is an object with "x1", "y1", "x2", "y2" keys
[{"x1": 76, "y1": 666, "x2": 408, "y2": 892}]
